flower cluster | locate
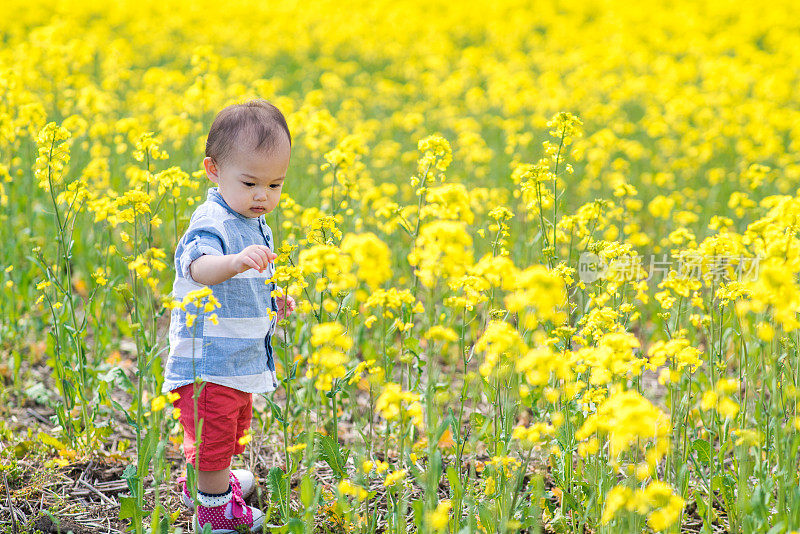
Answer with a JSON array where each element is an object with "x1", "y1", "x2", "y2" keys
[
  {"x1": 601, "y1": 481, "x2": 685, "y2": 532},
  {"x1": 375, "y1": 382, "x2": 424, "y2": 428},
  {"x1": 306, "y1": 322, "x2": 352, "y2": 392},
  {"x1": 34, "y1": 122, "x2": 71, "y2": 192}
]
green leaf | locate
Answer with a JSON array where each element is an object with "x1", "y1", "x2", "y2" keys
[
  {"x1": 266, "y1": 398, "x2": 284, "y2": 423},
  {"x1": 549, "y1": 510, "x2": 570, "y2": 533},
  {"x1": 157, "y1": 513, "x2": 170, "y2": 534},
  {"x1": 446, "y1": 466, "x2": 462, "y2": 500},
  {"x1": 410, "y1": 499, "x2": 424, "y2": 530},
  {"x1": 137, "y1": 429, "x2": 157, "y2": 476},
  {"x1": 266, "y1": 466, "x2": 288, "y2": 511},
  {"x1": 340, "y1": 365, "x2": 357, "y2": 386},
  {"x1": 713, "y1": 473, "x2": 735, "y2": 510},
  {"x1": 403, "y1": 337, "x2": 421, "y2": 352},
  {"x1": 122, "y1": 464, "x2": 138, "y2": 496},
  {"x1": 431, "y1": 413, "x2": 452, "y2": 445},
  {"x1": 477, "y1": 502, "x2": 494, "y2": 533},
  {"x1": 692, "y1": 438, "x2": 712, "y2": 465},
  {"x1": 300, "y1": 474, "x2": 315, "y2": 508},
  {"x1": 315, "y1": 432, "x2": 348, "y2": 479},
  {"x1": 287, "y1": 518, "x2": 305, "y2": 534},
  {"x1": 561, "y1": 490, "x2": 581, "y2": 513},
  {"x1": 110, "y1": 398, "x2": 138, "y2": 431},
  {"x1": 149, "y1": 504, "x2": 161, "y2": 534},
  {"x1": 694, "y1": 491, "x2": 707, "y2": 520},
  {"x1": 119, "y1": 496, "x2": 137, "y2": 520},
  {"x1": 38, "y1": 432, "x2": 68, "y2": 451}
]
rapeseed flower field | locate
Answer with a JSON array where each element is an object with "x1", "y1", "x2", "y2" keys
[{"x1": 1, "y1": 0, "x2": 800, "y2": 532}]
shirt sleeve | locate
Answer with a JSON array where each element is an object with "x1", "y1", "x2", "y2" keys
[{"x1": 178, "y1": 215, "x2": 227, "y2": 283}]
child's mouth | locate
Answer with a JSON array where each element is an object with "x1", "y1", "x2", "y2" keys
[{"x1": 251, "y1": 207, "x2": 266, "y2": 212}]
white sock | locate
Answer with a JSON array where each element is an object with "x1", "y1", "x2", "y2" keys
[{"x1": 197, "y1": 484, "x2": 232, "y2": 507}]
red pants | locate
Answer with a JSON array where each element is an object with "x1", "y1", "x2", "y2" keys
[{"x1": 171, "y1": 382, "x2": 253, "y2": 471}]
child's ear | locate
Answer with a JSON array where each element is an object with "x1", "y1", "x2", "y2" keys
[{"x1": 203, "y1": 157, "x2": 220, "y2": 184}]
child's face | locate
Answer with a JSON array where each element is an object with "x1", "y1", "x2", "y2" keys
[{"x1": 203, "y1": 138, "x2": 290, "y2": 219}]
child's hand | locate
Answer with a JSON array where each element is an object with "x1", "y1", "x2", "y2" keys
[
  {"x1": 275, "y1": 294, "x2": 296, "y2": 320},
  {"x1": 231, "y1": 245, "x2": 277, "y2": 274}
]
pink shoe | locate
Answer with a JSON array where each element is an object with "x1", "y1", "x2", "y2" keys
[
  {"x1": 192, "y1": 479, "x2": 264, "y2": 534},
  {"x1": 192, "y1": 488, "x2": 264, "y2": 533},
  {"x1": 180, "y1": 470, "x2": 256, "y2": 508}
]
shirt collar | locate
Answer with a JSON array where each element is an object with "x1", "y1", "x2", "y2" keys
[{"x1": 207, "y1": 186, "x2": 263, "y2": 225}]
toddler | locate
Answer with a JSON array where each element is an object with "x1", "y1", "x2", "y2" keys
[{"x1": 162, "y1": 99, "x2": 296, "y2": 533}]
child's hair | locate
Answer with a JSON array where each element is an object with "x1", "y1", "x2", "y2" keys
[{"x1": 205, "y1": 98, "x2": 292, "y2": 167}]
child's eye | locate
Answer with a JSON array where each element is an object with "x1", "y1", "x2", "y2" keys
[
  {"x1": 270, "y1": 184, "x2": 282, "y2": 189},
  {"x1": 243, "y1": 182, "x2": 255, "y2": 187}
]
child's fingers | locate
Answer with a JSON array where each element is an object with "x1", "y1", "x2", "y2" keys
[
  {"x1": 257, "y1": 249, "x2": 270, "y2": 269},
  {"x1": 249, "y1": 251, "x2": 267, "y2": 270},
  {"x1": 257, "y1": 245, "x2": 278, "y2": 262},
  {"x1": 255, "y1": 248, "x2": 275, "y2": 265},
  {"x1": 243, "y1": 257, "x2": 260, "y2": 271}
]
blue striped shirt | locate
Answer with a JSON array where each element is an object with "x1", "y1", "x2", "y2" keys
[{"x1": 162, "y1": 186, "x2": 279, "y2": 394}]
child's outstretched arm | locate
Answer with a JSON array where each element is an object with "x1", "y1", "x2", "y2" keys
[{"x1": 190, "y1": 244, "x2": 277, "y2": 286}]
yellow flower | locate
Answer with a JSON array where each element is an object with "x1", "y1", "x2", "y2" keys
[
  {"x1": 428, "y1": 499, "x2": 452, "y2": 530},
  {"x1": 150, "y1": 396, "x2": 166, "y2": 412},
  {"x1": 577, "y1": 437, "x2": 599, "y2": 457},
  {"x1": 407, "y1": 220, "x2": 473, "y2": 288},
  {"x1": 383, "y1": 469, "x2": 407, "y2": 488},
  {"x1": 511, "y1": 423, "x2": 555, "y2": 448},
  {"x1": 340, "y1": 232, "x2": 392, "y2": 289},
  {"x1": 601, "y1": 485, "x2": 632, "y2": 524},
  {"x1": 376, "y1": 382, "x2": 424, "y2": 428},
  {"x1": 34, "y1": 122, "x2": 71, "y2": 192},
  {"x1": 484, "y1": 476, "x2": 495, "y2": 495},
  {"x1": 417, "y1": 135, "x2": 452, "y2": 173},
  {"x1": 423, "y1": 325, "x2": 458, "y2": 343},
  {"x1": 504, "y1": 265, "x2": 567, "y2": 329},
  {"x1": 298, "y1": 243, "x2": 356, "y2": 295},
  {"x1": 475, "y1": 320, "x2": 526, "y2": 378},
  {"x1": 338, "y1": 479, "x2": 368, "y2": 501},
  {"x1": 306, "y1": 322, "x2": 352, "y2": 391},
  {"x1": 91, "y1": 268, "x2": 108, "y2": 286},
  {"x1": 421, "y1": 183, "x2": 474, "y2": 224},
  {"x1": 287, "y1": 443, "x2": 307, "y2": 454},
  {"x1": 700, "y1": 380, "x2": 740, "y2": 419},
  {"x1": 577, "y1": 389, "x2": 669, "y2": 459}
]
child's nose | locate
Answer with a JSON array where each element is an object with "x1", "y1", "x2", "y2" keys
[{"x1": 254, "y1": 188, "x2": 267, "y2": 200}]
